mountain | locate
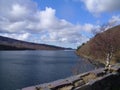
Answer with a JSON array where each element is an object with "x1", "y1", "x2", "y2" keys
[
  {"x1": 0, "y1": 36, "x2": 70, "y2": 50},
  {"x1": 76, "y1": 25, "x2": 120, "y2": 65}
]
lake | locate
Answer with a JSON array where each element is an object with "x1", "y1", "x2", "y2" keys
[{"x1": 0, "y1": 50, "x2": 95, "y2": 90}]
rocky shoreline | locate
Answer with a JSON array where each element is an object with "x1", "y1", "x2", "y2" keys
[{"x1": 21, "y1": 63, "x2": 120, "y2": 90}]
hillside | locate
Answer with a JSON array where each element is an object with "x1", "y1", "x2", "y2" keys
[
  {"x1": 0, "y1": 36, "x2": 69, "y2": 50},
  {"x1": 76, "y1": 25, "x2": 120, "y2": 65}
]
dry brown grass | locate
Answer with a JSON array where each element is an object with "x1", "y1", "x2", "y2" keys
[{"x1": 77, "y1": 25, "x2": 120, "y2": 65}]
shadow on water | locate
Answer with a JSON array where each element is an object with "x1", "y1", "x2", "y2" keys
[{"x1": 71, "y1": 56, "x2": 105, "y2": 75}]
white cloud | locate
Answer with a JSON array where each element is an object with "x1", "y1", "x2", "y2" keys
[
  {"x1": 5, "y1": 21, "x2": 27, "y2": 33},
  {"x1": 109, "y1": 15, "x2": 120, "y2": 25},
  {"x1": 1, "y1": 0, "x2": 114, "y2": 48},
  {"x1": 37, "y1": 7, "x2": 56, "y2": 29},
  {"x1": 10, "y1": 4, "x2": 28, "y2": 18},
  {"x1": 0, "y1": 0, "x2": 37, "y2": 21},
  {"x1": 89, "y1": 15, "x2": 120, "y2": 34},
  {"x1": 0, "y1": 32, "x2": 30, "y2": 41},
  {"x1": 102, "y1": 15, "x2": 120, "y2": 30},
  {"x1": 38, "y1": 23, "x2": 94, "y2": 45},
  {"x1": 82, "y1": 24, "x2": 94, "y2": 32},
  {"x1": 81, "y1": 0, "x2": 120, "y2": 14}
]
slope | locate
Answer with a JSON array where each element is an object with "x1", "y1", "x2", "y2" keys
[
  {"x1": 0, "y1": 36, "x2": 68, "y2": 50},
  {"x1": 76, "y1": 25, "x2": 120, "y2": 64}
]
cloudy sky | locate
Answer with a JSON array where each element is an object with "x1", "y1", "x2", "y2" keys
[{"x1": 0, "y1": 0, "x2": 120, "y2": 48}]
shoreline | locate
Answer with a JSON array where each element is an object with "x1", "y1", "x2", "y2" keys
[{"x1": 21, "y1": 63, "x2": 120, "y2": 90}]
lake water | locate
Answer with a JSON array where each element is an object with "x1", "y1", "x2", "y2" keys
[{"x1": 0, "y1": 50, "x2": 95, "y2": 90}]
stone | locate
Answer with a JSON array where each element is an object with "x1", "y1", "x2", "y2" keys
[
  {"x1": 73, "y1": 84, "x2": 91, "y2": 90},
  {"x1": 81, "y1": 73, "x2": 96, "y2": 83},
  {"x1": 74, "y1": 80, "x2": 85, "y2": 87}
]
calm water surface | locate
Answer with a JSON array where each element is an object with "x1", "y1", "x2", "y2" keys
[{"x1": 0, "y1": 50, "x2": 95, "y2": 90}]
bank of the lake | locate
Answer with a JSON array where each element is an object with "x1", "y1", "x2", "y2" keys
[{"x1": 22, "y1": 63, "x2": 120, "y2": 90}]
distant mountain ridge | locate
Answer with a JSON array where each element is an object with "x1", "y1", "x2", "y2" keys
[{"x1": 0, "y1": 36, "x2": 70, "y2": 50}]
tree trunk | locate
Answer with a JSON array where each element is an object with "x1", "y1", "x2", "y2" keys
[
  {"x1": 105, "y1": 52, "x2": 113, "y2": 70},
  {"x1": 105, "y1": 53, "x2": 110, "y2": 68}
]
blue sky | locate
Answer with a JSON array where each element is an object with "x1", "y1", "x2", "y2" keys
[
  {"x1": 35, "y1": 0, "x2": 119, "y2": 24},
  {"x1": 0, "y1": 0, "x2": 120, "y2": 48}
]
